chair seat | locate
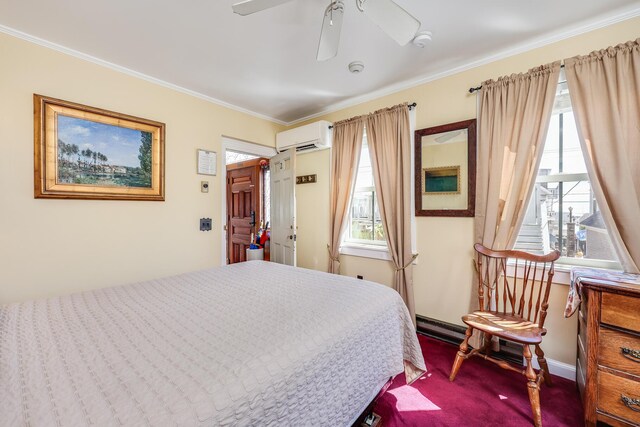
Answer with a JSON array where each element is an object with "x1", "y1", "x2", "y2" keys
[{"x1": 462, "y1": 311, "x2": 547, "y2": 345}]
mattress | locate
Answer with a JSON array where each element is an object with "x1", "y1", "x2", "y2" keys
[{"x1": 0, "y1": 261, "x2": 425, "y2": 426}]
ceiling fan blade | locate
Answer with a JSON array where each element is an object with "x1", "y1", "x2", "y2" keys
[
  {"x1": 435, "y1": 130, "x2": 462, "y2": 144},
  {"x1": 232, "y1": 0, "x2": 294, "y2": 16},
  {"x1": 358, "y1": 0, "x2": 420, "y2": 46},
  {"x1": 316, "y1": 1, "x2": 345, "y2": 62}
]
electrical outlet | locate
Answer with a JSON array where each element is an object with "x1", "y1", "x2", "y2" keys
[
  {"x1": 201, "y1": 181, "x2": 209, "y2": 193},
  {"x1": 200, "y1": 218, "x2": 212, "y2": 231}
]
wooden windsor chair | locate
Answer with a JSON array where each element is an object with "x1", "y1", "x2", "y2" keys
[{"x1": 449, "y1": 243, "x2": 561, "y2": 427}]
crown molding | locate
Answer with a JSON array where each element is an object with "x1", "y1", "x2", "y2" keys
[
  {"x1": 284, "y1": 6, "x2": 640, "y2": 126},
  {"x1": 0, "y1": 24, "x2": 288, "y2": 126},
  {"x1": 2, "y1": 5, "x2": 639, "y2": 128}
]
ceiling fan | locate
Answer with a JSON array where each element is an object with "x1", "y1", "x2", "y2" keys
[
  {"x1": 232, "y1": 0, "x2": 421, "y2": 61},
  {"x1": 435, "y1": 130, "x2": 463, "y2": 144}
]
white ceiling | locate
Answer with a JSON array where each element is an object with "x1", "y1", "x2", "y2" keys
[{"x1": 1, "y1": 0, "x2": 639, "y2": 124}]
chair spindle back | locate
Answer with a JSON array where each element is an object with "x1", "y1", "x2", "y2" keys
[{"x1": 474, "y1": 244, "x2": 560, "y2": 328}]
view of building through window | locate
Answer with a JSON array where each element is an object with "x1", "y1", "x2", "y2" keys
[
  {"x1": 514, "y1": 80, "x2": 619, "y2": 268},
  {"x1": 346, "y1": 136, "x2": 386, "y2": 245}
]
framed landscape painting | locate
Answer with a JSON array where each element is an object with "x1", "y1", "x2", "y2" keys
[{"x1": 34, "y1": 95, "x2": 165, "y2": 200}]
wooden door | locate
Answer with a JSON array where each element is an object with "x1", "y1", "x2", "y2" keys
[{"x1": 226, "y1": 159, "x2": 265, "y2": 264}]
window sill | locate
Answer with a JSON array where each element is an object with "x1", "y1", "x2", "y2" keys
[
  {"x1": 339, "y1": 243, "x2": 420, "y2": 265},
  {"x1": 506, "y1": 260, "x2": 621, "y2": 286},
  {"x1": 340, "y1": 243, "x2": 391, "y2": 261}
]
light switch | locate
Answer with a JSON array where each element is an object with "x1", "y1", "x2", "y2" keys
[
  {"x1": 201, "y1": 181, "x2": 209, "y2": 193},
  {"x1": 200, "y1": 218, "x2": 212, "y2": 231}
]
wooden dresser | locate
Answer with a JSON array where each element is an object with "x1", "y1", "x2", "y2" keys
[{"x1": 576, "y1": 272, "x2": 640, "y2": 426}]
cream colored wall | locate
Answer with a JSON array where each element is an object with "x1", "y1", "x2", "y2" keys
[
  {"x1": 293, "y1": 16, "x2": 640, "y2": 365},
  {"x1": 295, "y1": 149, "x2": 331, "y2": 271},
  {"x1": 0, "y1": 32, "x2": 283, "y2": 303}
]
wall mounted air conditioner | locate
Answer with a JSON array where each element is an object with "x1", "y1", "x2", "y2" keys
[{"x1": 276, "y1": 120, "x2": 332, "y2": 153}]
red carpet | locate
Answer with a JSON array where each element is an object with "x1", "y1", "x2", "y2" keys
[{"x1": 372, "y1": 334, "x2": 583, "y2": 426}]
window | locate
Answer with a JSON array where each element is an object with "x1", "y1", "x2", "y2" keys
[
  {"x1": 344, "y1": 134, "x2": 387, "y2": 247},
  {"x1": 225, "y1": 150, "x2": 259, "y2": 165},
  {"x1": 514, "y1": 78, "x2": 620, "y2": 270}
]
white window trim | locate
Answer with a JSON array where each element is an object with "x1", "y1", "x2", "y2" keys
[
  {"x1": 340, "y1": 108, "x2": 417, "y2": 261},
  {"x1": 506, "y1": 258, "x2": 622, "y2": 286},
  {"x1": 535, "y1": 172, "x2": 589, "y2": 183},
  {"x1": 344, "y1": 237, "x2": 387, "y2": 247},
  {"x1": 340, "y1": 242, "x2": 392, "y2": 261},
  {"x1": 555, "y1": 257, "x2": 621, "y2": 271}
]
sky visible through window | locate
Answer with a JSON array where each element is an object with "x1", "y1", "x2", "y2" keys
[
  {"x1": 539, "y1": 112, "x2": 592, "y2": 220},
  {"x1": 348, "y1": 139, "x2": 385, "y2": 244},
  {"x1": 58, "y1": 115, "x2": 143, "y2": 168}
]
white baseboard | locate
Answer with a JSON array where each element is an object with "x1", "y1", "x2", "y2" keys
[{"x1": 528, "y1": 357, "x2": 576, "y2": 381}]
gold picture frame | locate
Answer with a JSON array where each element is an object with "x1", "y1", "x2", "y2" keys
[
  {"x1": 34, "y1": 95, "x2": 165, "y2": 200},
  {"x1": 423, "y1": 165, "x2": 461, "y2": 195}
]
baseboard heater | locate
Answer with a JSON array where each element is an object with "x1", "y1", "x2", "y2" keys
[{"x1": 416, "y1": 315, "x2": 523, "y2": 366}]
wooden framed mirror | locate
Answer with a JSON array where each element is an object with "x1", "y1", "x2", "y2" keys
[{"x1": 415, "y1": 119, "x2": 476, "y2": 217}]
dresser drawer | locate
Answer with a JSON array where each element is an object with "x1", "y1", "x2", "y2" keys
[
  {"x1": 579, "y1": 306, "x2": 588, "y2": 356},
  {"x1": 577, "y1": 356, "x2": 586, "y2": 401},
  {"x1": 598, "y1": 370, "x2": 640, "y2": 425},
  {"x1": 600, "y1": 328, "x2": 640, "y2": 377},
  {"x1": 602, "y1": 293, "x2": 640, "y2": 331}
]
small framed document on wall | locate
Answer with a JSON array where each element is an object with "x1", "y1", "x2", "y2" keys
[{"x1": 197, "y1": 149, "x2": 217, "y2": 176}]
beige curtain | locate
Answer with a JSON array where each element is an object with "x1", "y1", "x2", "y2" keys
[
  {"x1": 472, "y1": 62, "x2": 560, "y2": 347},
  {"x1": 475, "y1": 62, "x2": 561, "y2": 251},
  {"x1": 564, "y1": 39, "x2": 640, "y2": 274},
  {"x1": 366, "y1": 103, "x2": 417, "y2": 323},
  {"x1": 328, "y1": 117, "x2": 365, "y2": 274}
]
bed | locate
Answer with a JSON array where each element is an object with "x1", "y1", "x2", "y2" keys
[{"x1": 0, "y1": 261, "x2": 425, "y2": 426}]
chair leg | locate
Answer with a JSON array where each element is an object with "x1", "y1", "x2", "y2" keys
[
  {"x1": 524, "y1": 345, "x2": 543, "y2": 427},
  {"x1": 535, "y1": 345, "x2": 553, "y2": 387},
  {"x1": 482, "y1": 332, "x2": 494, "y2": 357},
  {"x1": 449, "y1": 326, "x2": 473, "y2": 382}
]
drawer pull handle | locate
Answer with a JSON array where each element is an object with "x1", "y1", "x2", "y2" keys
[
  {"x1": 621, "y1": 347, "x2": 640, "y2": 363},
  {"x1": 622, "y1": 395, "x2": 640, "y2": 412}
]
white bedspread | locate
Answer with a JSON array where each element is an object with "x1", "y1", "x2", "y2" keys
[{"x1": 0, "y1": 261, "x2": 425, "y2": 426}]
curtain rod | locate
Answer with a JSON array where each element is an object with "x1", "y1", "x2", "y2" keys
[
  {"x1": 468, "y1": 64, "x2": 566, "y2": 94},
  {"x1": 328, "y1": 102, "x2": 417, "y2": 129}
]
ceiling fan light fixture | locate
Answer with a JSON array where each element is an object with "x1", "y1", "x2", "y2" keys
[
  {"x1": 412, "y1": 31, "x2": 432, "y2": 48},
  {"x1": 348, "y1": 61, "x2": 365, "y2": 74},
  {"x1": 235, "y1": 0, "x2": 422, "y2": 60}
]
